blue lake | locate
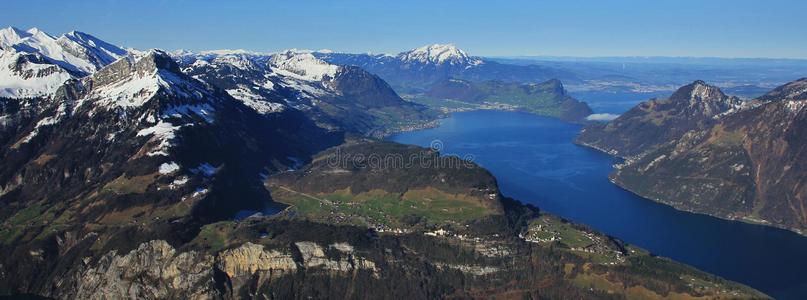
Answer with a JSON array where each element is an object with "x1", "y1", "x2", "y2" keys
[
  {"x1": 391, "y1": 110, "x2": 807, "y2": 299},
  {"x1": 569, "y1": 90, "x2": 671, "y2": 114}
]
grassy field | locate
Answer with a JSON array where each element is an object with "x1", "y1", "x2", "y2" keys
[
  {"x1": 188, "y1": 221, "x2": 237, "y2": 252},
  {"x1": 410, "y1": 79, "x2": 576, "y2": 118},
  {"x1": 526, "y1": 215, "x2": 626, "y2": 264},
  {"x1": 268, "y1": 186, "x2": 492, "y2": 230}
]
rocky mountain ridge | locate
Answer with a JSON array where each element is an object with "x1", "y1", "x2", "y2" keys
[
  {"x1": 577, "y1": 78, "x2": 807, "y2": 234},
  {"x1": 0, "y1": 27, "x2": 127, "y2": 75},
  {"x1": 0, "y1": 27, "x2": 127, "y2": 99},
  {"x1": 576, "y1": 80, "x2": 743, "y2": 157},
  {"x1": 176, "y1": 49, "x2": 435, "y2": 136}
]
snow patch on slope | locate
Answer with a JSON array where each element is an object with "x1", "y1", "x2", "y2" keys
[
  {"x1": 225, "y1": 86, "x2": 285, "y2": 114},
  {"x1": 586, "y1": 113, "x2": 619, "y2": 121},
  {"x1": 785, "y1": 100, "x2": 807, "y2": 114},
  {"x1": 162, "y1": 103, "x2": 216, "y2": 123},
  {"x1": 17, "y1": 116, "x2": 60, "y2": 145},
  {"x1": 158, "y1": 162, "x2": 180, "y2": 174},
  {"x1": 137, "y1": 120, "x2": 181, "y2": 157}
]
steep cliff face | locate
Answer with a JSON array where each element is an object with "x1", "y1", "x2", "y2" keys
[
  {"x1": 576, "y1": 80, "x2": 742, "y2": 157},
  {"x1": 60, "y1": 238, "x2": 379, "y2": 299},
  {"x1": 40, "y1": 219, "x2": 763, "y2": 300},
  {"x1": 68, "y1": 240, "x2": 217, "y2": 299},
  {"x1": 589, "y1": 78, "x2": 807, "y2": 234}
]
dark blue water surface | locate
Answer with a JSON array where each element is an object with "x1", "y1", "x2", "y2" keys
[
  {"x1": 391, "y1": 110, "x2": 807, "y2": 299},
  {"x1": 569, "y1": 91, "x2": 671, "y2": 114}
]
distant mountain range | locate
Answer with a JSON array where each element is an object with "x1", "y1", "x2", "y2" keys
[
  {"x1": 493, "y1": 56, "x2": 807, "y2": 97},
  {"x1": 315, "y1": 44, "x2": 579, "y2": 92},
  {"x1": 577, "y1": 78, "x2": 807, "y2": 235},
  {"x1": 309, "y1": 44, "x2": 805, "y2": 99},
  {"x1": 312, "y1": 44, "x2": 593, "y2": 122}
]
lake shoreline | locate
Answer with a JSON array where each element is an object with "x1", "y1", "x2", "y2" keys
[
  {"x1": 390, "y1": 110, "x2": 807, "y2": 299},
  {"x1": 575, "y1": 131, "x2": 807, "y2": 238}
]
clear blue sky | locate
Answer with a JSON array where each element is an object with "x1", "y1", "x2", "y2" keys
[{"x1": 5, "y1": 0, "x2": 807, "y2": 58}]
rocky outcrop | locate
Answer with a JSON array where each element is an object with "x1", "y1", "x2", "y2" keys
[
  {"x1": 294, "y1": 241, "x2": 377, "y2": 274},
  {"x1": 433, "y1": 263, "x2": 499, "y2": 276},
  {"x1": 69, "y1": 240, "x2": 216, "y2": 300},
  {"x1": 217, "y1": 242, "x2": 297, "y2": 279},
  {"x1": 53, "y1": 239, "x2": 381, "y2": 300},
  {"x1": 33, "y1": 216, "x2": 766, "y2": 299}
]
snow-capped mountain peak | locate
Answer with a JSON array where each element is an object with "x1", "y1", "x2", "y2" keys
[
  {"x1": 25, "y1": 27, "x2": 51, "y2": 38},
  {"x1": 0, "y1": 26, "x2": 30, "y2": 48},
  {"x1": 57, "y1": 30, "x2": 128, "y2": 67},
  {"x1": 269, "y1": 50, "x2": 339, "y2": 81},
  {"x1": 211, "y1": 54, "x2": 260, "y2": 71},
  {"x1": 0, "y1": 50, "x2": 73, "y2": 98},
  {"x1": 0, "y1": 27, "x2": 130, "y2": 99},
  {"x1": 0, "y1": 27, "x2": 127, "y2": 75},
  {"x1": 398, "y1": 43, "x2": 483, "y2": 66},
  {"x1": 0, "y1": 27, "x2": 56, "y2": 49},
  {"x1": 198, "y1": 49, "x2": 271, "y2": 56}
]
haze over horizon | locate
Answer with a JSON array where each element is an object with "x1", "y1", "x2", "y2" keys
[{"x1": 4, "y1": 0, "x2": 807, "y2": 59}]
